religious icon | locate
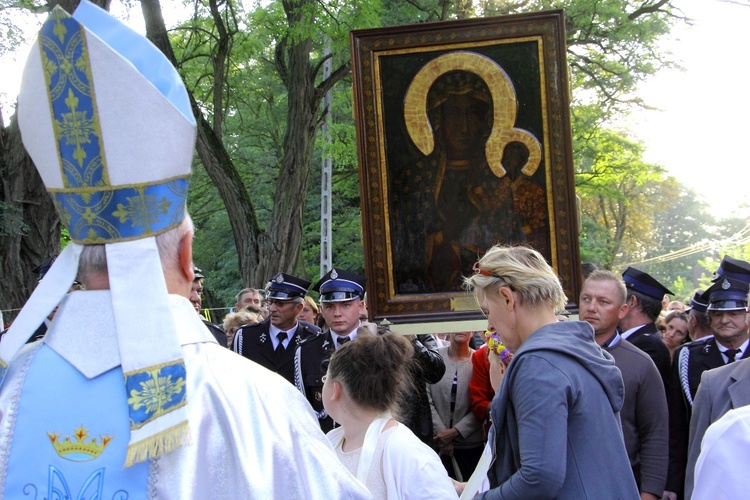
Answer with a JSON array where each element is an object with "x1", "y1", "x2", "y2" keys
[
  {"x1": 390, "y1": 51, "x2": 548, "y2": 293},
  {"x1": 352, "y1": 12, "x2": 580, "y2": 323}
]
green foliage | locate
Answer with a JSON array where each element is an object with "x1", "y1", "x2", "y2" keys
[
  {"x1": 303, "y1": 81, "x2": 365, "y2": 282},
  {"x1": 634, "y1": 178, "x2": 716, "y2": 290},
  {"x1": 576, "y1": 127, "x2": 664, "y2": 268},
  {"x1": 188, "y1": 170, "x2": 244, "y2": 310},
  {"x1": 668, "y1": 276, "x2": 694, "y2": 304},
  {"x1": 0, "y1": 0, "x2": 43, "y2": 58}
]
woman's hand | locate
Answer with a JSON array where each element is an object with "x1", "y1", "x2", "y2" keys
[{"x1": 452, "y1": 479, "x2": 466, "y2": 496}]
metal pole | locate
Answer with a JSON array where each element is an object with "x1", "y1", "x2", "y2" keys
[{"x1": 320, "y1": 41, "x2": 333, "y2": 276}]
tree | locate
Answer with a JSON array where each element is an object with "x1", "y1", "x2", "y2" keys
[
  {"x1": 635, "y1": 177, "x2": 716, "y2": 293},
  {"x1": 1, "y1": 0, "x2": 688, "y2": 316},
  {"x1": 142, "y1": 0, "x2": 381, "y2": 289},
  {"x1": 576, "y1": 128, "x2": 664, "y2": 269}
]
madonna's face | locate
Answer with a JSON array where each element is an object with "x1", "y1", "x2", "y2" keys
[{"x1": 439, "y1": 94, "x2": 490, "y2": 160}]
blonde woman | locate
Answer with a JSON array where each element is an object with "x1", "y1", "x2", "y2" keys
[
  {"x1": 299, "y1": 295, "x2": 319, "y2": 325},
  {"x1": 663, "y1": 310, "x2": 690, "y2": 360},
  {"x1": 465, "y1": 246, "x2": 638, "y2": 498},
  {"x1": 223, "y1": 310, "x2": 261, "y2": 347}
]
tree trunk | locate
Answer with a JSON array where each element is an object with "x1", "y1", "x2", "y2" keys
[
  {"x1": 256, "y1": 1, "x2": 318, "y2": 283},
  {"x1": 0, "y1": 118, "x2": 60, "y2": 324},
  {"x1": 143, "y1": 0, "x2": 346, "y2": 287},
  {"x1": 141, "y1": 0, "x2": 263, "y2": 286}
]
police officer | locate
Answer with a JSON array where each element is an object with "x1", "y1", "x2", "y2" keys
[
  {"x1": 685, "y1": 290, "x2": 712, "y2": 341},
  {"x1": 664, "y1": 256, "x2": 750, "y2": 500},
  {"x1": 293, "y1": 268, "x2": 366, "y2": 432},
  {"x1": 233, "y1": 273, "x2": 320, "y2": 384},
  {"x1": 619, "y1": 267, "x2": 673, "y2": 388}
]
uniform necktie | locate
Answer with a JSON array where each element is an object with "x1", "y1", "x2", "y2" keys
[
  {"x1": 275, "y1": 331, "x2": 288, "y2": 355},
  {"x1": 338, "y1": 335, "x2": 351, "y2": 349},
  {"x1": 725, "y1": 348, "x2": 741, "y2": 363}
]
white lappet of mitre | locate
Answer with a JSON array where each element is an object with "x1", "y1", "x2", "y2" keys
[{"x1": 0, "y1": 0, "x2": 196, "y2": 466}]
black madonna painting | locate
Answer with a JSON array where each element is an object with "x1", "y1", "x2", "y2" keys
[{"x1": 351, "y1": 12, "x2": 580, "y2": 322}]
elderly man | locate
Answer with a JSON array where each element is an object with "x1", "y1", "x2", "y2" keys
[
  {"x1": 0, "y1": 4, "x2": 368, "y2": 498},
  {"x1": 665, "y1": 257, "x2": 750, "y2": 500},
  {"x1": 235, "y1": 287, "x2": 263, "y2": 313},
  {"x1": 579, "y1": 270, "x2": 668, "y2": 499},
  {"x1": 682, "y1": 273, "x2": 750, "y2": 498},
  {"x1": 233, "y1": 273, "x2": 321, "y2": 384}
]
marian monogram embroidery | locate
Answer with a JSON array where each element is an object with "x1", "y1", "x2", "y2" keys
[{"x1": 22, "y1": 466, "x2": 130, "y2": 500}]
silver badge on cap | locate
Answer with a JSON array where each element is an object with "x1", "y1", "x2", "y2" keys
[
  {"x1": 722, "y1": 279, "x2": 731, "y2": 290},
  {"x1": 330, "y1": 269, "x2": 338, "y2": 279},
  {"x1": 274, "y1": 273, "x2": 284, "y2": 283}
]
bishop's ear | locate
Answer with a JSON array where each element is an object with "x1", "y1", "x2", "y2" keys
[{"x1": 178, "y1": 230, "x2": 195, "y2": 282}]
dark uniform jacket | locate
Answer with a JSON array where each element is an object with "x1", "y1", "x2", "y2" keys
[
  {"x1": 625, "y1": 322, "x2": 671, "y2": 389},
  {"x1": 295, "y1": 331, "x2": 337, "y2": 432},
  {"x1": 401, "y1": 334, "x2": 446, "y2": 445},
  {"x1": 665, "y1": 336, "x2": 750, "y2": 497},
  {"x1": 202, "y1": 319, "x2": 227, "y2": 347},
  {"x1": 293, "y1": 332, "x2": 445, "y2": 436},
  {"x1": 233, "y1": 318, "x2": 321, "y2": 385}
]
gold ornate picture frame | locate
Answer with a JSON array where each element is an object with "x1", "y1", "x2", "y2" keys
[{"x1": 351, "y1": 11, "x2": 580, "y2": 325}]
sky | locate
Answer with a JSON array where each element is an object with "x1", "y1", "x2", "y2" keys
[
  {"x1": 627, "y1": 0, "x2": 750, "y2": 219},
  {"x1": 1, "y1": 0, "x2": 748, "y2": 219}
]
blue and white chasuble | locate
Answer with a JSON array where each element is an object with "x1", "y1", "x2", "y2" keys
[{"x1": 0, "y1": 293, "x2": 372, "y2": 499}]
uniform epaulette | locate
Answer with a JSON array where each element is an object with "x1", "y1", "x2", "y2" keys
[
  {"x1": 297, "y1": 331, "x2": 326, "y2": 347},
  {"x1": 236, "y1": 321, "x2": 263, "y2": 333},
  {"x1": 685, "y1": 336, "x2": 715, "y2": 354}
]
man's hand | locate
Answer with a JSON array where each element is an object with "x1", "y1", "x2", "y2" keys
[
  {"x1": 434, "y1": 427, "x2": 460, "y2": 447},
  {"x1": 662, "y1": 491, "x2": 677, "y2": 500}
]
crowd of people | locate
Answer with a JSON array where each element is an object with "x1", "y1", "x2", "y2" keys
[
  {"x1": 2, "y1": 2, "x2": 749, "y2": 499},
  {"x1": 175, "y1": 244, "x2": 750, "y2": 499}
]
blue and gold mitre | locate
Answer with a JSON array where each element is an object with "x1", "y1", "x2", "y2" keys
[
  {"x1": 18, "y1": 1, "x2": 195, "y2": 243},
  {"x1": 3, "y1": 1, "x2": 197, "y2": 468}
]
